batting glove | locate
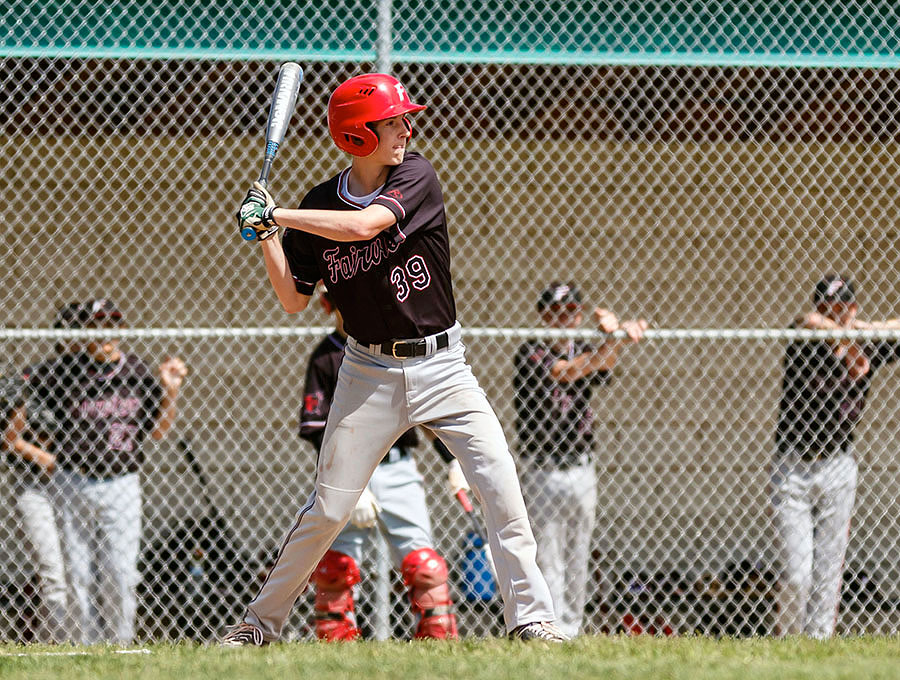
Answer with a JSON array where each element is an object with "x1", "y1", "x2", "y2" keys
[
  {"x1": 349, "y1": 487, "x2": 380, "y2": 529},
  {"x1": 447, "y1": 458, "x2": 471, "y2": 497},
  {"x1": 237, "y1": 181, "x2": 279, "y2": 241}
]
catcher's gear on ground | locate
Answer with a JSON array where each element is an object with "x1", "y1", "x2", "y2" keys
[
  {"x1": 327, "y1": 74, "x2": 427, "y2": 156},
  {"x1": 349, "y1": 486, "x2": 381, "y2": 528},
  {"x1": 310, "y1": 550, "x2": 361, "y2": 641},
  {"x1": 237, "y1": 182, "x2": 279, "y2": 241},
  {"x1": 400, "y1": 548, "x2": 458, "y2": 639}
]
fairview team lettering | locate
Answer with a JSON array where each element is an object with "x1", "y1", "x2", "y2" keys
[
  {"x1": 78, "y1": 395, "x2": 141, "y2": 419},
  {"x1": 323, "y1": 234, "x2": 401, "y2": 283}
]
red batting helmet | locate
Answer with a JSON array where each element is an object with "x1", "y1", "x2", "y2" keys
[{"x1": 327, "y1": 74, "x2": 427, "y2": 157}]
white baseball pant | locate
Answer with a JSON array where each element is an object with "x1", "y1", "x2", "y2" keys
[
  {"x1": 55, "y1": 469, "x2": 143, "y2": 644},
  {"x1": 770, "y1": 448, "x2": 857, "y2": 638},
  {"x1": 16, "y1": 481, "x2": 69, "y2": 643},
  {"x1": 330, "y1": 453, "x2": 434, "y2": 567},
  {"x1": 246, "y1": 325, "x2": 555, "y2": 639},
  {"x1": 521, "y1": 462, "x2": 597, "y2": 638}
]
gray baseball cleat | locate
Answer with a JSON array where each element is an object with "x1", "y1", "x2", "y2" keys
[
  {"x1": 220, "y1": 622, "x2": 267, "y2": 647},
  {"x1": 509, "y1": 621, "x2": 569, "y2": 642}
]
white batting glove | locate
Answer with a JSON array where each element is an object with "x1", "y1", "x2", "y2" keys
[
  {"x1": 349, "y1": 487, "x2": 380, "y2": 528},
  {"x1": 237, "y1": 181, "x2": 279, "y2": 241},
  {"x1": 447, "y1": 458, "x2": 471, "y2": 497}
]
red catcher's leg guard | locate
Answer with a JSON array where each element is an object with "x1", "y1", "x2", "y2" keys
[
  {"x1": 401, "y1": 548, "x2": 458, "y2": 640},
  {"x1": 311, "y1": 550, "x2": 361, "y2": 641}
]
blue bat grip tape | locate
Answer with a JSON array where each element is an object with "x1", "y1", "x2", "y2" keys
[{"x1": 265, "y1": 141, "x2": 279, "y2": 157}]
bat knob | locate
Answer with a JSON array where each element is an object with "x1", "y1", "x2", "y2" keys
[{"x1": 240, "y1": 226, "x2": 258, "y2": 241}]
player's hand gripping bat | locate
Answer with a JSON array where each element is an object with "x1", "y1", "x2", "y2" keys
[{"x1": 239, "y1": 62, "x2": 304, "y2": 241}]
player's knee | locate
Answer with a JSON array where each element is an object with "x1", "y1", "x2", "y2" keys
[
  {"x1": 401, "y1": 548, "x2": 458, "y2": 640},
  {"x1": 311, "y1": 550, "x2": 361, "y2": 642},
  {"x1": 315, "y1": 487, "x2": 359, "y2": 525}
]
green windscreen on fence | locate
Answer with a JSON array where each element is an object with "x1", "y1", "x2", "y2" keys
[{"x1": 4, "y1": 0, "x2": 900, "y2": 67}]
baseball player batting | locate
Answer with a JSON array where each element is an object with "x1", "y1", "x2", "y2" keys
[
  {"x1": 771, "y1": 274, "x2": 900, "y2": 638},
  {"x1": 225, "y1": 73, "x2": 563, "y2": 644}
]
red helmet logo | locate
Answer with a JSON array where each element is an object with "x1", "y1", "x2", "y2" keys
[{"x1": 327, "y1": 74, "x2": 427, "y2": 157}]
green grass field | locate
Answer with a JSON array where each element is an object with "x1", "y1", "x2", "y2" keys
[{"x1": 2, "y1": 636, "x2": 899, "y2": 680}]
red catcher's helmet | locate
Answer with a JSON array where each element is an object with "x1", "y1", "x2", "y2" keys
[{"x1": 328, "y1": 74, "x2": 427, "y2": 157}]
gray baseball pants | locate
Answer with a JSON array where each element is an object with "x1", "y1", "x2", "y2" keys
[
  {"x1": 16, "y1": 481, "x2": 69, "y2": 643},
  {"x1": 55, "y1": 469, "x2": 143, "y2": 644},
  {"x1": 246, "y1": 324, "x2": 555, "y2": 639},
  {"x1": 330, "y1": 453, "x2": 434, "y2": 568},
  {"x1": 770, "y1": 448, "x2": 857, "y2": 638},
  {"x1": 521, "y1": 462, "x2": 597, "y2": 638}
]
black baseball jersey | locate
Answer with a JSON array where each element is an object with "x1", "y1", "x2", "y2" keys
[
  {"x1": 776, "y1": 334, "x2": 900, "y2": 458},
  {"x1": 299, "y1": 330, "x2": 418, "y2": 454},
  {"x1": 24, "y1": 352, "x2": 162, "y2": 477},
  {"x1": 513, "y1": 339, "x2": 611, "y2": 467},
  {"x1": 282, "y1": 152, "x2": 456, "y2": 345}
]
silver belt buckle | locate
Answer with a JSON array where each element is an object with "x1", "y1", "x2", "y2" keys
[{"x1": 391, "y1": 341, "x2": 404, "y2": 359}]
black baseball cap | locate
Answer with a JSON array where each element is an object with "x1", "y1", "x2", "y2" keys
[
  {"x1": 537, "y1": 281, "x2": 583, "y2": 312},
  {"x1": 812, "y1": 274, "x2": 856, "y2": 306},
  {"x1": 54, "y1": 299, "x2": 123, "y2": 329}
]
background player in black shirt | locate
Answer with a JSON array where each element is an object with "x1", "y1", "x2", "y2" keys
[
  {"x1": 4, "y1": 299, "x2": 187, "y2": 644},
  {"x1": 227, "y1": 73, "x2": 563, "y2": 644},
  {"x1": 771, "y1": 274, "x2": 900, "y2": 638},
  {"x1": 514, "y1": 281, "x2": 647, "y2": 637},
  {"x1": 2, "y1": 303, "x2": 82, "y2": 643},
  {"x1": 301, "y1": 286, "x2": 466, "y2": 640}
]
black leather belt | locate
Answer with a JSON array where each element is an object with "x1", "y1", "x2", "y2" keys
[{"x1": 380, "y1": 331, "x2": 449, "y2": 359}]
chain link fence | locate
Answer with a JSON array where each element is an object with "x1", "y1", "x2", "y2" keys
[{"x1": 1, "y1": 1, "x2": 900, "y2": 642}]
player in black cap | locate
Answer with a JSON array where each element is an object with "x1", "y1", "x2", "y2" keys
[
  {"x1": 513, "y1": 281, "x2": 648, "y2": 637},
  {"x1": 5, "y1": 300, "x2": 187, "y2": 643},
  {"x1": 772, "y1": 274, "x2": 900, "y2": 637}
]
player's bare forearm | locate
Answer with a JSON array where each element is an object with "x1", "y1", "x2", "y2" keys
[
  {"x1": 855, "y1": 318, "x2": 900, "y2": 330},
  {"x1": 3, "y1": 407, "x2": 56, "y2": 472},
  {"x1": 260, "y1": 238, "x2": 310, "y2": 313},
  {"x1": 150, "y1": 388, "x2": 179, "y2": 441},
  {"x1": 273, "y1": 204, "x2": 395, "y2": 242},
  {"x1": 551, "y1": 348, "x2": 618, "y2": 382}
]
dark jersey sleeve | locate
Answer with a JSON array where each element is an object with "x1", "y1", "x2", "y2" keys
[
  {"x1": 513, "y1": 341, "x2": 552, "y2": 427},
  {"x1": 0, "y1": 374, "x2": 25, "y2": 417},
  {"x1": 299, "y1": 355, "x2": 335, "y2": 449},
  {"x1": 371, "y1": 152, "x2": 444, "y2": 240},
  {"x1": 282, "y1": 188, "x2": 329, "y2": 296},
  {"x1": 514, "y1": 342, "x2": 554, "y2": 388},
  {"x1": 282, "y1": 229, "x2": 320, "y2": 296}
]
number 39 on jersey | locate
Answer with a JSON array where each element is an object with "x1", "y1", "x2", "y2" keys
[{"x1": 390, "y1": 255, "x2": 431, "y2": 302}]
